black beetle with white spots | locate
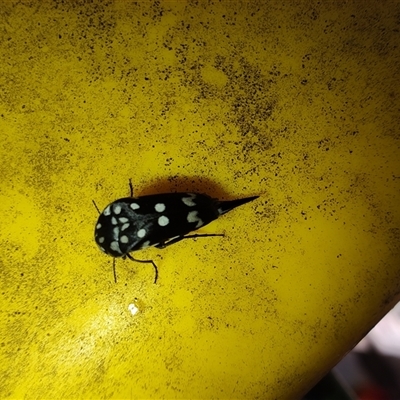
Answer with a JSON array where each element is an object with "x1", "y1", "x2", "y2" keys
[{"x1": 94, "y1": 181, "x2": 258, "y2": 283}]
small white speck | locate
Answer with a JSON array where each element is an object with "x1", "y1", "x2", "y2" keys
[
  {"x1": 103, "y1": 206, "x2": 111, "y2": 216},
  {"x1": 128, "y1": 303, "x2": 139, "y2": 316},
  {"x1": 158, "y1": 215, "x2": 169, "y2": 226},
  {"x1": 113, "y1": 227, "x2": 119, "y2": 237},
  {"x1": 121, "y1": 223, "x2": 130, "y2": 231},
  {"x1": 120, "y1": 235, "x2": 129, "y2": 244},
  {"x1": 137, "y1": 228, "x2": 146, "y2": 238},
  {"x1": 119, "y1": 217, "x2": 129, "y2": 223},
  {"x1": 155, "y1": 203, "x2": 166, "y2": 212},
  {"x1": 114, "y1": 205, "x2": 122, "y2": 214},
  {"x1": 110, "y1": 241, "x2": 122, "y2": 253},
  {"x1": 141, "y1": 240, "x2": 151, "y2": 248},
  {"x1": 96, "y1": 223, "x2": 102, "y2": 229},
  {"x1": 111, "y1": 217, "x2": 117, "y2": 225},
  {"x1": 98, "y1": 237, "x2": 105, "y2": 244},
  {"x1": 130, "y1": 203, "x2": 140, "y2": 210}
]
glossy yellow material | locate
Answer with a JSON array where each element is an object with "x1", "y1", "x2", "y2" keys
[{"x1": 1, "y1": 1, "x2": 399, "y2": 398}]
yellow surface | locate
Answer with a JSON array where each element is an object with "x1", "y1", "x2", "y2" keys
[{"x1": 1, "y1": 0, "x2": 400, "y2": 398}]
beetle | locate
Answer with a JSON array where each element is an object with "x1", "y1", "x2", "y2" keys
[{"x1": 94, "y1": 180, "x2": 258, "y2": 283}]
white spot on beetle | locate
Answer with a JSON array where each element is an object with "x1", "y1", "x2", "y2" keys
[
  {"x1": 96, "y1": 223, "x2": 102, "y2": 229},
  {"x1": 158, "y1": 215, "x2": 169, "y2": 226},
  {"x1": 119, "y1": 217, "x2": 129, "y2": 223},
  {"x1": 155, "y1": 203, "x2": 166, "y2": 212},
  {"x1": 110, "y1": 241, "x2": 122, "y2": 254},
  {"x1": 182, "y1": 194, "x2": 196, "y2": 207},
  {"x1": 111, "y1": 217, "x2": 117, "y2": 225},
  {"x1": 141, "y1": 240, "x2": 151, "y2": 248},
  {"x1": 98, "y1": 237, "x2": 105, "y2": 244},
  {"x1": 187, "y1": 210, "x2": 203, "y2": 228},
  {"x1": 137, "y1": 228, "x2": 146, "y2": 238},
  {"x1": 114, "y1": 205, "x2": 122, "y2": 214},
  {"x1": 113, "y1": 227, "x2": 119, "y2": 238},
  {"x1": 103, "y1": 205, "x2": 111, "y2": 216},
  {"x1": 130, "y1": 203, "x2": 140, "y2": 210},
  {"x1": 120, "y1": 235, "x2": 129, "y2": 244},
  {"x1": 121, "y1": 223, "x2": 130, "y2": 231}
]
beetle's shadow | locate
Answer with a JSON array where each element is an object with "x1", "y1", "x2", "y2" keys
[{"x1": 130, "y1": 176, "x2": 251, "y2": 200}]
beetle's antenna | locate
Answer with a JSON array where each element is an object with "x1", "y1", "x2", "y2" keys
[
  {"x1": 92, "y1": 200, "x2": 101, "y2": 214},
  {"x1": 129, "y1": 179, "x2": 134, "y2": 197}
]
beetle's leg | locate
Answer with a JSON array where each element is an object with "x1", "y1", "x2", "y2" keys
[
  {"x1": 155, "y1": 233, "x2": 225, "y2": 249},
  {"x1": 126, "y1": 254, "x2": 158, "y2": 284}
]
